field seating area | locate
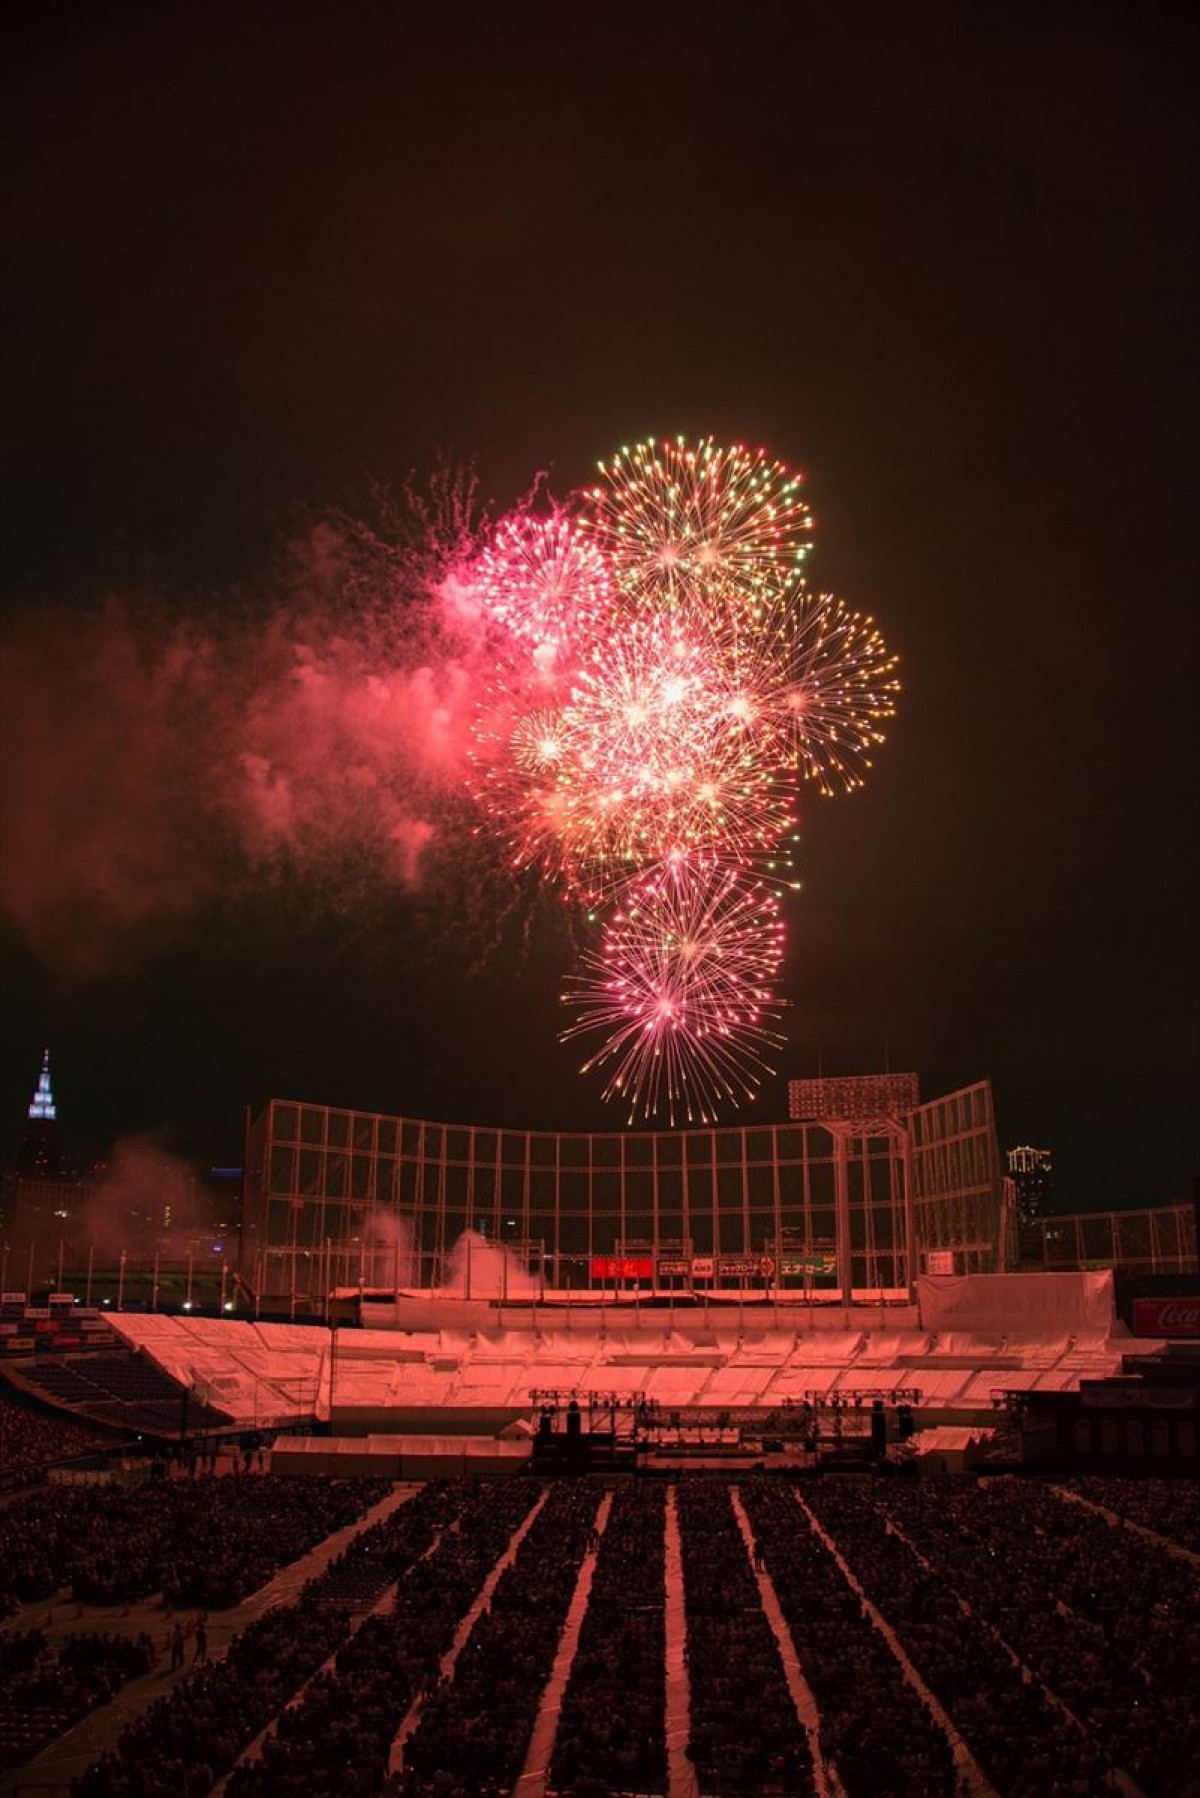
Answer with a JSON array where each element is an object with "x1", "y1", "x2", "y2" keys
[
  {"x1": 0, "y1": 1469, "x2": 1193, "y2": 1796},
  {"x1": 0, "y1": 1627, "x2": 156, "y2": 1767},
  {"x1": 0, "y1": 1473, "x2": 388, "y2": 1616},
  {"x1": 741, "y1": 1480, "x2": 958, "y2": 1797},
  {"x1": 801, "y1": 1481, "x2": 1111, "y2": 1794},
  {"x1": 549, "y1": 1483, "x2": 667, "y2": 1796},
  {"x1": 861, "y1": 1476, "x2": 1200, "y2": 1794},
  {"x1": 1061, "y1": 1472, "x2": 1200, "y2": 1553},
  {"x1": 78, "y1": 1482, "x2": 464, "y2": 1797},
  {"x1": 678, "y1": 1481, "x2": 814, "y2": 1796},
  {"x1": 228, "y1": 1481, "x2": 542, "y2": 1797}
]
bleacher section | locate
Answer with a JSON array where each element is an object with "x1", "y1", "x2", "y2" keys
[{"x1": 4, "y1": 1349, "x2": 234, "y2": 1438}]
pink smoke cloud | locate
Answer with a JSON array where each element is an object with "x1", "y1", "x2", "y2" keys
[{"x1": 0, "y1": 519, "x2": 496, "y2": 971}]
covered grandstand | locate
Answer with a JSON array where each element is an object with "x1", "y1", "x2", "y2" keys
[{"x1": 96, "y1": 1268, "x2": 1155, "y2": 1451}]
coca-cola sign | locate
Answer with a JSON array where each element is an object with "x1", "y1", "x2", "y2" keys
[{"x1": 1132, "y1": 1297, "x2": 1200, "y2": 1338}]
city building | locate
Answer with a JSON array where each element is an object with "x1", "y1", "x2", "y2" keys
[
  {"x1": 17, "y1": 1050, "x2": 60, "y2": 1180},
  {"x1": 1006, "y1": 1144, "x2": 1053, "y2": 1226}
]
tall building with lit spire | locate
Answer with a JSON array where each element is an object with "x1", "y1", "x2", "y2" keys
[{"x1": 18, "y1": 1049, "x2": 61, "y2": 1179}]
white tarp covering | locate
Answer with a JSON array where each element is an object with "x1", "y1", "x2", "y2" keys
[
  {"x1": 832, "y1": 1368, "x2": 907, "y2": 1394},
  {"x1": 788, "y1": 1332, "x2": 865, "y2": 1364},
  {"x1": 698, "y1": 1366, "x2": 779, "y2": 1403},
  {"x1": 103, "y1": 1280, "x2": 1125, "y2": 1430},
  {"x1": 910, "y1": 1369, "x2": 976, "y2": 1402},
  {"x1": 856, "y1": 1333, "x2": 931, "y2": 1365},
  {"x1": 917, "y1": 1272, "x2": 1114, "y2": 1335},
  {"x1": 769, "y1": 1367, "x2": 841, "y2": 1397}
]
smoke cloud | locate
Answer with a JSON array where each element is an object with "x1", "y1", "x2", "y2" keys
[
  {"x1": 76, "y1": 1136, "x2": 205, "y2": 1259},
  {"x1": 0, "y1": 486, "x2": 501, "y2": 973}
]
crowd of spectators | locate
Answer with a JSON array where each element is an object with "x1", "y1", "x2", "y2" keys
[
  {"x1": 229, "y1": 1479, "x2": 540, "y2": 1797},
  {"x1": 740, "y1": 1479, "x2": 957, "y2": 1798},
  {"x1": 76, "y1": 1592, "x2": 357, "y2": 1798},
  {"x1": 394, "y1": 1483, "x2": 601, "y2": 1798},
  {"x1": 802, "y1": 1479, "x2": 1111, "y2": 1796},
  {"x1": 549, "y1": 1483, "x2": 667, "y2": 1797},
  {"x1": 7, "y1": 1470, "x2": 1194, "y2": 1798},
  {"x1": 870, "y1": 1477, "x2": 1200, "y2": 1797},
  {"x1": 73, "y1": 1481, "x2": 461, "y2": 1798},
  {"x1": 0, "y1": 1387, "x2": 116, "y2": 1488},
  {"x1": 0, "y1": 1627, "x2": 155, "y2": 1767},
  {"x1": 0, "y1": 1473, "x2": 387, "y2": 1614},
  {"x1": 677, "y1": 1480, "x2": 814, "y2": 1797},
  {"x1": 1063, "y1": 1474, "x2": 1200, "y2": 1555}
]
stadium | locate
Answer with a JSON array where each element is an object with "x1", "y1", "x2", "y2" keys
[{"x1": 2, "y1": 1073, "x2": 1199, "y2": 1796}]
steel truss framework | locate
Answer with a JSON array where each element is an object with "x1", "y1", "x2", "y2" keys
[
  {"x1": 529, "y1": 1388, "x2": 922, "y2": 1452},
  {"x1": 1032, "y1": 1205, "x2": 1196, "y2": 1274},
  {"x1": 244, "y1": 1078, "x2": 1003, "y2": 1304}
]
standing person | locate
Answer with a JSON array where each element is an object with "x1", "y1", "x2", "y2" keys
[
  {"x1": 194, "y1": 1618, "x2": 208, "y2": 1663},
  {"x1": 170, "y1": 1621, "x2": 185, "y2": 1672}
]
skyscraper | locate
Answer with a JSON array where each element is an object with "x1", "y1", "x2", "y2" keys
[
  {"x1": 18, "y1": 1049, "x2": 60, "y2": 1180},
  {"x1": 1006, "y1": 1144, "x2": 1053, "y2": 1227}
]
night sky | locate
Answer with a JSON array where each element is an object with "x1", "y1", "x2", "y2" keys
[{"x1": 2, "y1": 2, "x2": 1196, "y2": 1211}]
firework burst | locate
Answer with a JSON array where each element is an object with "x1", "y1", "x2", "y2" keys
[
  {"x1": 780, "y1": 595, "x2": 901, "y2": 794},
  {"x1": 473, "y1": 509, "x2": 611, "y2": 651},
  {"x1": 461, "y1": 438, "x2": 900, "y2": 1122},
  {"x1": 585, "y1": 436, "x2": 814, "y2": 608},
  {"x1": 560, "y1": 860, "x2": 787, "y2": 1124}
]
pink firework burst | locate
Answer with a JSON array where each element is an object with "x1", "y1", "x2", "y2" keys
[
  {"x1": 472, "y1": 509, "x2": 612, "y2": 651},
  {"x1": 462, "y1": 437, "x2": 900, "y2": 1123},
  {"x1": 560, "y1": 860, "x2": 787, "y2": 1124}
]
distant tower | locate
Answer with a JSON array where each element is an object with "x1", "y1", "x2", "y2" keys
[
  {"x1": 18, "y1": 1049, "x2": 61, "y2": 1179},
  {"x1": 1006, "y1": 1144, "x2": 1052, "y2": 1227}
]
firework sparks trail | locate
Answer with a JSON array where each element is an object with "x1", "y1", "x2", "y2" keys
[
  {"x1": 462, "y1": 435, "x2": 900, "y2": 1120},
  {"x1": 585, "y1": 436, "x2": 815, "y2": 608},
  {"x1": 721, "y1": 586, "x2": 902, "y2": 797},
  {"x1": 560, "y1": 860, "x2": 787, "y2": 1125}
]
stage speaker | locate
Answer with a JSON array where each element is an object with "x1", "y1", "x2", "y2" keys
[{"x1": 870, "y1": 1400, "x2": 887, "y2": 1456}]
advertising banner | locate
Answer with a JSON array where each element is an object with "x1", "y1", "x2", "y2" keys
[
  {"x1": 780, "y1": 1254, "x2": 837, "y2": 1276},
  {"x1": 1131, "y1": 1297, "x2": 1200, "y2": 1338},
  {"x1": 656, "y1": 1259, "x2": 691, "y2": 1278},
  {"x1": 590, "y1": 1256, "x2": 655, "y2": 1280},
  {"x1": 690, "y1": 1256, "x2": 715, "y2": 1278}
]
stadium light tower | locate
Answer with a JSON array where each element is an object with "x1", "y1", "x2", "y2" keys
[{"x1": 788, "y1": 1075, "x2": 920, "y2": 1305}]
